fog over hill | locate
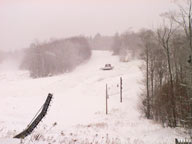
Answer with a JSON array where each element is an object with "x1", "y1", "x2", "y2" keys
[{"x1": 0, "y1": 0, "x2": 176, "y2": 51}]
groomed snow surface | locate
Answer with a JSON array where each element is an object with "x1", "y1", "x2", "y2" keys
[{"x1": 0, "y1": 51, "x2": 187, "y2": 144}]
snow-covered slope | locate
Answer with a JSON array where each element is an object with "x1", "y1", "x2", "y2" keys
[{"x1": 0, "y1": 51, "x2": 186, "y2": 144}]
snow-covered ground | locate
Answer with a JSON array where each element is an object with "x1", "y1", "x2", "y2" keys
[{"x1": 0, "y1": 51, "x2": 187, "y2": 144}]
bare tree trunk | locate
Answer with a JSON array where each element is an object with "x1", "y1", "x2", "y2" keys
[
  {"x1": 146, "y1": 45, "x2": 151, "y2": 119},
  {"x1": 166, "y1": 41, "x2": 177, "y2": 127},
  {"x1": 188, "y1": 0, "x2": 192, "y2": 52},
  {"x1": 157, "y1": 25, "x2": 177, "y2": 127}
]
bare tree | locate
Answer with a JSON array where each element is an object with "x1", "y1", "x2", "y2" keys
[
  {"x1": 140, "y1": 29, "x2": 158, "y2": 119},
  {"x1": 156, "y1": 21, "x2": 177, "y2": 127}
]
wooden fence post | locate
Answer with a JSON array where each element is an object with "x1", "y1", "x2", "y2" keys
[
  {"x1": 106, "y1": 84, "x2": 108, "y2": 115},
  {"x1": 175, "y1": 138, "x2": 178, "y2": 144},
  {"x1": 120, "y1": 77, "x2": 122, "y2": 103}
]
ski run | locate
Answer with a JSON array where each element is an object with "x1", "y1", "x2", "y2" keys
[{"x1": 0, "y1": 51, "x2": 187, "y2": 144}]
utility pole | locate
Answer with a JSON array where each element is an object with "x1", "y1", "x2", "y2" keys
[
  {"x1": 106, "y1": 84, "x2": 108, "y2": 115},
  {"x1": 120, "y1": 77, "x2": 122, "y2": 103}
]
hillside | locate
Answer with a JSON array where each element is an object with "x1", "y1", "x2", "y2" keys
[{"x1": 0, "y1": 51, "x2": 186, "y2": 144}]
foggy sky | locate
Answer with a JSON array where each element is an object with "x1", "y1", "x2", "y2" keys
[{"x1": 0, "y1": 0, "x2": 176, "y2": 51}]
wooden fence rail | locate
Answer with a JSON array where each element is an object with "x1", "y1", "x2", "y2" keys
[
  {"x1": 175, "y1": 138, "x2": 192, "y2": 144},
  {"x1": 14, "y1": 93, "x2": 53, "y2": 139}
]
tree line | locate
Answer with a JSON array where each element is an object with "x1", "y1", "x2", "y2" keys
[
  {"x1": 20, "y1": 36, "x2": 91, "y2": 78},
  {"x1": 111, "y1": 31, "x2": 142, "y2": 62},
  {"x1": 101, "y1": 0, "x2": 192, "y2": 135},
  {"x1": 87, "y1": 33, "x2": 114, "y2": 51},
  {"x1": 139, "y1": 0, "x2": 192, "y2": 135}
]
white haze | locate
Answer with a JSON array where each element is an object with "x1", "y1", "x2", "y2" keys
[
  {"x1": 0, "y1": 0, "x2": 176, "y2": 51},
  {"x1": 0, "y1": 58, "x2": 20, "y2": 71}
]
